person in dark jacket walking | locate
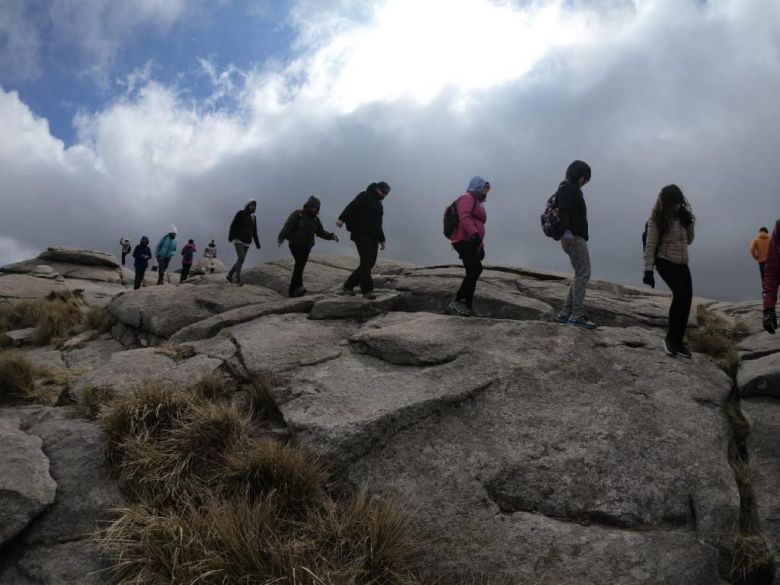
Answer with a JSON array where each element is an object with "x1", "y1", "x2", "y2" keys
[
  {"x1": 642, "y1": 185, "x2": 696, "y2": 357},
  {"x1": 553, "y1": 160, "x2": 595, "y2": 329},
  {"x1": 132, "y1": 236, "x2": 152, "y2": 290},
  {"x1": 336, "y1": 181, "x2": 390, "y2": 299},
  {"x1": 227, "y1": 199, "x2": 261, "y2": 286},
  {"x1": 180, "y1": 239, "x2": 196, "y2": 283},
  {"x1": 278, "y1": 196, "x2": 339, "y2": 297},
  {"x1": 762, "y1": 219, "x2": 780, "y2": 334},
  {"x1": 448, "y1": 176, "x2": 490, "y2": 316}
]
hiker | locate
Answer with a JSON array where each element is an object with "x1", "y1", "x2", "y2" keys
[
  {"x1": 553, "y1": 160, "x2": 595, "y2": 329},
  {"x1": 227, "y1": 199, "x2": 261, "y2": 286},
  {"x1": 642, "y1": 184, "x2": 696, "y2": 357},
  {"x1": 762, "y1": 220, "x2": 780, "y2": 334},
  {"x1": 180, "y1": 239, "x2": 196, "y2": 283},
  {"x1": 447, "y1": 176, "x2": 490, "y2": 316},
  {"x1": 277, "y1": 195, "x2": 339, "y2": 297},
  {"x1": 154, "y1": 226, "x2": 178, "y2": 285},
  {"x1": 750, "y1": 227, "x2": 771, "y2": 297},
  {"x1": 120, "y1": 238, "x2": 131, "y2": 266},
  {"x1": 204, "y1": 239, "x2": 217, "y2": 259},
  {"x1": 336, "y1": 181, "x2": 390, "y2": 300},
  {"x1": 132, "y1": 236, "x2": 152, "y2": 290}
]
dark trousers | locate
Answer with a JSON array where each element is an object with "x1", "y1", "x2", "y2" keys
[
  {"x1": 343, "y1": 235, "x2": 379, "y2": 294},
  {"x1": 180, "y1": 264, "x2": 192, "y2": 283},
  {"x1": 121, "y1": 253, "x2": 127, "y2": 266},
  {"x1": 656, "y1": 258, "x2": 693, "y2": 345},
  {"x1": 760, "y1": 261, "x2": 766, "y2": 296},
  {"x1": 453, "y1": 241, "x2": 484, "y2": 309},
  {"x1": 228, "y1": 243, "x2": 249, "y2": 282},
  {"x1": 157, "y1": 258, "x2": 171, "y2": 284},
  {"x1": 289, "y1": 243, "x2": 311, "y2": 296},
  {"x1": 134, "y1": 267, "x2": 146, "y2": 290}
]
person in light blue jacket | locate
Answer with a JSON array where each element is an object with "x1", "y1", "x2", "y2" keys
[{"x1": 155, "y1": 225, "x2": 178, "y2": 285}]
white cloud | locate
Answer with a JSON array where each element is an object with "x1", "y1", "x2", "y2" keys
[
  {"x1": 1, "y1": 0, "x2": 780, "y2": 301},
  {"x1": 0, "y1": 0, "x2": 41, "y2": 81}
]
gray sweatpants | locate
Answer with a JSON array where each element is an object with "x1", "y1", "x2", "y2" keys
[{"x1": 561, "y1": 236, "x2": 591, "y2": 318}]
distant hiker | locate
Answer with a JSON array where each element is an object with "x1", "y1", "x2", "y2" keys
[
  {"x1": 750, "y1": 227, "x2": 771, "y2": 297},
  {"x1": 553, "y1": 160, "x2": 595, "y2": 329},
  {"x1": 132, "y1": 236, "x2": 152, "y2": 290},
  {"x1": 155, "y1": 226, "x2": 178, "y2": 285},
  {"x1": 120, "y1": 238, "x2": 131, "y2": 266},
  {"x1": 642, "y1": 184, "x2": 696, "y2": 357},
  {"x1": 447, "y1": 176, "x2": 490, "y2": 316},
  {"x1": 180, "y1": 239, "x2": 196, "y2": 283},
  {"x1": 204, "y1": 239, "x2": 217, "y2": 259},
  {"x1": 278, "y1": 195, "x2": 339, "y2": 297},
  {"x1": 227, "y1": 199, "x2": 261, "y2": 286},
  {"x1": 336, "y1": 181, "x2": 390, "y2": 300},
  {"x1": 762, "y1": 220, "x2": 780, "y2": 334}
]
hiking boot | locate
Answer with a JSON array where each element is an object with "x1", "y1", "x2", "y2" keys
[
  {"x1": 226, "y1": 274, "x2": 233, "y2": 284},
  {"x1": 235, "y1": 280, "x2": 244, "y2": 287},
  {"x1": 448, "y1": 300, "x2": 472, "y2": 317},
  {"x1": 339, "y1": 287, "x2": 355, "y2": 296},
  {"x1": 362, "y1": 292, "x2": 377, "y2": 300},
  {"x1": 567, "y1": 315, "x2": 596, "y2": 329},
  {"x1": 291, "y1": 287, "x2": 306, "y2": 298},
  {"x1": 663, "y1": 337, "x2": 677, "y2": 357},
  {"x1": 554, "y1": 313, "x2": 569, "y2": 324},
  {"x1": 675, "y1": 342, "x2": 692, "y2": 359}
]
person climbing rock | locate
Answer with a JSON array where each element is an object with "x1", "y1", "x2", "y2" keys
[
  {"x1": 120, "y1": 238, "x2": 131, "y2": 266},
  {"x1": 154, "y1": 226, "x2": 178, "y2": 285},
  {"x1": 762, "y1": 220, "x2": 780, "y2": 334},
  {"x1": 750, "y1": 226, "x2": 771, "y2": 297},
  {"x1": 132, "y1": 236, "x2": 152, "y2": 290},
  {"x1": 180, "y1": 239, "x2": 196, "y2": 282},
  {"x1": 227, "y1": 199, "x2": 261, "y2": 286}
]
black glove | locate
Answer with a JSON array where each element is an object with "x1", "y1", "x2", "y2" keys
[
  {"x1": 679, "y1": 208, "x2": 692, "y2": 227},
  {"x1": 764, "y1": 309, "x2": 777, "y2": 334},
  {"x1": 470, "y1": 233, "x2": 482, "y2": 245},
  {"x1": 643, "y1": 271, "x2": 655, "y2": 288}
]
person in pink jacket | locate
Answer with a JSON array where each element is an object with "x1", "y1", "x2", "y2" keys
[
  {"x1": 448, "y1": 176, "x2": 490, "y2": 316},
  {"x1": 763, "y1": 220, "x2": 780, "y2": 334}
]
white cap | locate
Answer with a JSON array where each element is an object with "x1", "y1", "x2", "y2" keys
[{"x1": 169, "y1": 225, "x2": 177, "y2": 235}]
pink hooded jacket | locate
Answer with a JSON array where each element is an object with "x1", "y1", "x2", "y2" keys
[{"x1": 450, "y1": 192, "x2": 486, "y2": 247}]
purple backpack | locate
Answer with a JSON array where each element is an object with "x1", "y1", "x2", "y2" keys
[{"x1": 540, "y1": 193, "x2": 562, "y2": 240}]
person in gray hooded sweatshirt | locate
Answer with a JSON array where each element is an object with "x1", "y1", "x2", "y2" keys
[{"x1": 554, "y1": 160, "x2": 595, "y2": 329}]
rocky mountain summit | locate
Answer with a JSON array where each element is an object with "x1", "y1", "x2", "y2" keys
[{"x1": 1, "y1": 249, "x2": 779, "y2": 584}]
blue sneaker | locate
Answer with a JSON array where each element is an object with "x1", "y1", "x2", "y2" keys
[
  {"x1": 554, "y1": 313, "x2": 569, "y2": 324},
  {"x1": 568, "y1": 315, "x2": 597, "y2": 330}
]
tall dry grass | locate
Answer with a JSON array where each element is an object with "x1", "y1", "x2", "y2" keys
[
  {"x1": 0, "y1": 291, "x2": 83, "y2": 344},
  {"x1": 687, "y1": 306, "x2": 749, "y2": 374}
]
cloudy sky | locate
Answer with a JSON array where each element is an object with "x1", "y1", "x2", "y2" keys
[{"x1": 0, "y1": 0, "x2": 778, "y2": 301}]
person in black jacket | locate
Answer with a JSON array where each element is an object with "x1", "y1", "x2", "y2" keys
[
  {"x1": 227, "y1": 199, "x2": 261, "y2": 286},
  {"x1": 132, "y1": 236, "x2": 152, "y2": 290},
  {"x1": 554, "y1": 160, "x2": 595, "y2": 329},
  {"x1": 278, "y1": 195, "x2": 339, "y2": 297},
  {"x1": 336, "y1": 181, "x2": 390, "y2": 299}
]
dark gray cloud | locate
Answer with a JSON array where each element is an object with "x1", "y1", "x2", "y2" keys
[{"x1": 1, "y1": 0, "x2": 779, "y2": 302}]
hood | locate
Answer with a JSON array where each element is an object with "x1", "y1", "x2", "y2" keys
[
  {"x1": 565, "y1": 160, "x2": 591, "y2": 184},
  {"x1": 757, "y1": 231, "x2": 770, "y2": 240}
]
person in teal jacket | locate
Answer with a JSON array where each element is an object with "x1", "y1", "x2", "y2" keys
[{"x1": 155, "y1": 225, "x2": 178, "y2": 285}]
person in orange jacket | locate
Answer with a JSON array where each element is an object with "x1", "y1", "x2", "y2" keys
[{"x1": 751, "y1": 227, "x2": 771, "y2": 297}]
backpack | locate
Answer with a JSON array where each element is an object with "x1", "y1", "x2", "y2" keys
[
  {"x1": 540, "y1": 193, "x2": 562, "y2": 240},
  {"x1": 443, "y1": 195, "x2": 477, "y2": 239}
]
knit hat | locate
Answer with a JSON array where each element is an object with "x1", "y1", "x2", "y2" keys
[
  {"x1": 169, "y1": 225, "x2": 177, "y2": 235},
  {"x1": 467, "y1": 176, "x2": 488, "y2": 194},
  {"x1": 565, "y1": 160, "x2": 592, "y2": 184},
  {"x1": 304, "y1": 195, "x2": 321, "y2": 209}
]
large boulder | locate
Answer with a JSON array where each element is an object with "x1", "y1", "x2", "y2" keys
[
  {"x1": 737, "y1": 352, "x2": 780, "y2": 398},
  {"x1": 309, "y1": 291, "x2": 403, "y2": 320},
  {"x1": 0, "y1": 417, "x2": 57, "y2": 544},
  {"x1": 37, "y1": 246, "x2": 119, "y2": 268},
  {"x1": 0, "y1": 274, "x2": 68, "y2": 301},
  {"x1": 107, "y1": 282, "x2": 283, "y2": 341},
  {"x1": 275, "y1": 312, "x2": 738, "y2": 584}
]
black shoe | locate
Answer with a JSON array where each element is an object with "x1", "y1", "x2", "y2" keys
[
  {"x1": 675, "y1": 342, "x2": 692, "y2": 359},
  {"x1": 339, "y1": 287, "x2": 355, "y2": 296},
  {"x1": 291, "y1": 287, "x2": 306, "y2": 298},
  {"x1": 226, "y1": 274, "x2": 233, "y2": 284},
  {"x1": 663, "y1": 337, "x2": 677, "y2": 357},
  {"x1": 362, "y1": 292, "x2": 377, "y2": 300}
]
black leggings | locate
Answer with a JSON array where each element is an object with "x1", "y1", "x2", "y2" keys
[
  {"x1": 289, "y1": 243, "x2": 311, "y2": 296},
  {"x1": 343, "y1": 235, "x2": 379, "y2": 294},
  {"x1": 655, "y1": 258, "x2": 692, "y2": 345},
  {"x1": 453, "y1": 241, "x2": 484, "y2": 309},
  {"x1": 134, "y1": 267, "x2": 146, "y2": 290}
]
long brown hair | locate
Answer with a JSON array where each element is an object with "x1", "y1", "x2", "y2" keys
[{"x1": 651, "y1": 184, "x2": 694, "y2": 236}]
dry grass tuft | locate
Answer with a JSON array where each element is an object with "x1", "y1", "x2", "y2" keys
[
  {"x1": 687, "y1": 306, "x2": 748, "y2": 374},
  {"x1": 0, "y1": 351, "x2": 36, "y2": 401},
  {"x1": 0, "y1": 291, "x2": 83, "y2": 345},
  {"x1": 243, "y1": 372, "x2": 285, "y2": 424},
  {"x1": 73, "y1": 384, "x2": 115, "y2": 419},
  {"x1": 191, "y1": 370, "x2": 233, "y2": 400},
  {"x1": 84, "y1": 305, "x2": 115, "y2": 333},
  {"x1": 724, "y1": 533, "x2": 777, "y2": 585},
  {"x1": 222, "y1": 438, "x2": 329, "y2": 510}
]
